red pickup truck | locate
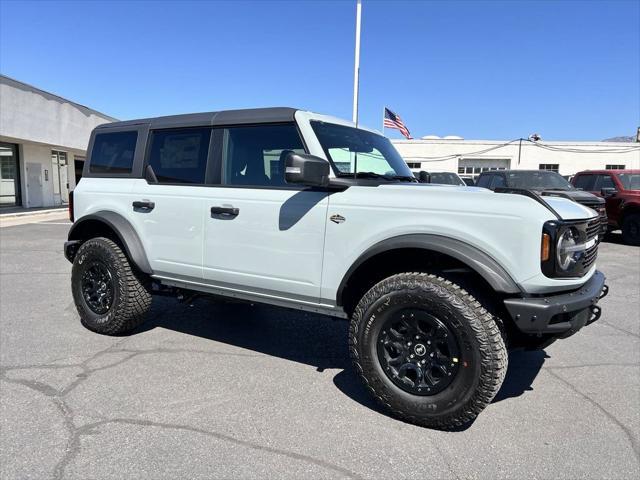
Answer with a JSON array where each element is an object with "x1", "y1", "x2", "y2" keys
[{"x1": 572, "y1": 170, "x2": 640, "y2": 245}]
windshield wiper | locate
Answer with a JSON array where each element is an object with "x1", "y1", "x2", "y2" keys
[
  {"x1": 391, "y1": 175, "x2": 418, "y2": 182},
  {"x1": 349, "y1": 172, "x2": 416, "y2": 182}
]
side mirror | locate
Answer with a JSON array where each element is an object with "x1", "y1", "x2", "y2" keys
[
  {"x1": 285, "y1": 153, "x2": 330, "y2": 187},
  {"x1": 601, "y1": 187, "x2": 616, "y2": 198},
  {"x1": 418, "y1": 171, "x2": 430, "y2": 183}
]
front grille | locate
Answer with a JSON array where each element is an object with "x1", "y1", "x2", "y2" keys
[
  {"x1": 586, "y1": 218, "x2": 601, "y2": 241},
  {"x1": 583, "y1": 243, "x2": 598, "y2": 270},
  {"x1": 583, "y1": 218, "x2": 600, "y2": 271}
]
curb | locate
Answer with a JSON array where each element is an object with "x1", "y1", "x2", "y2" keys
[{"x1": 0, "y1": 208, "x2": 67, "y2": 219}]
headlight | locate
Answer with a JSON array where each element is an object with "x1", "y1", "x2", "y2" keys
[
  {"x1": 542, "y1": 221, "x2": 592, "y2": 278},
  {"x1": 556, "y1": 227, "x2": 585, "y2": 271}
]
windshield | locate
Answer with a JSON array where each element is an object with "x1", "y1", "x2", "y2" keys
[
  {"x1": 506, "y1": 171, "x2": 574, "y2": 190},
  {"x1": 310, "y1": 121, "x2": 414, "y2": 179},
  {"x1": 618, "y1": 173, "x2": 640, "y2": 190},
  {"x1": 429, "y1": 172, "x2": 465, "y2": 186}
]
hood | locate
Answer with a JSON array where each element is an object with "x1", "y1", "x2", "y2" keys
[
  {"x1": 537, "y1": 195, "x2": 598, "y2": 221},
  {"x1": 536, "y1": 189, "x2": 604, "y2": 206},
  {"x1": 373, "y1": 182, "x2": 597, "y2": 222}
]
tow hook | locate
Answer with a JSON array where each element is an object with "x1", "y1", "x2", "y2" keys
[
  {"x1": 599, "y1": 284, "x2": 609, "y2": 300},
  {"x1": 588, "y1": 305, "x2": 602, "y2": 325}
]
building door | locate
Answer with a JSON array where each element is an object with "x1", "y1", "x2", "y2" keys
[
  {"x1": 0, "y1": 142, "x2": 21, "y2": 207},
  {"x1": 51, "y1": 151, "x2": 69, "y2": 205},
  {"x1": 26, "y1": 163, "x2": 43, "y2": 207}
]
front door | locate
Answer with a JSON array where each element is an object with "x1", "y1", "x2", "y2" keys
[
  {"x1": 0, "y1": 142, "x2": 21, "y2": 207},
  {"x1": 202, "y1": 124, "x2": 328, "y2": 304}
]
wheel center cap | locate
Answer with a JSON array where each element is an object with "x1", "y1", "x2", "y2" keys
[{"x1": 414, "y1": 344, "x2": 426, "y2": 356}]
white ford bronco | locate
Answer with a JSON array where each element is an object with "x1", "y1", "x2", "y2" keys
[{"x1": 65, "y1": 108, "x2": 608, "y2": 429}]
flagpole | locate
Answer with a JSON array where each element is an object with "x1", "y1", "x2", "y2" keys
[{"x1": 352, "y1": 0, "x2": 362, "y2": 126}]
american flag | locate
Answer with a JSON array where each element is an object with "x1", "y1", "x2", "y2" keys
[{"x1": 384, "y1": 107, "x2": 412, "y2": 139}]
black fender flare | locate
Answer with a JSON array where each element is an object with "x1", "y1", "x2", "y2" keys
[
  {"x1": 67, "y1": 211, "x2": 153, "y2": 274},
  {"x1": 336, "y1": 234, "x2": 522, "y2": 306}
]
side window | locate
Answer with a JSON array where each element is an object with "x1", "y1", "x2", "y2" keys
[
  {"x1": 89, "y1": 131, "x2": 137, "y2": 174},
  {"x1": 491, "y1": 175, "x2": 506, "y2": 188},
  {"x1": 594, "y1": 174, "x2": 615, "y2": 190},
  {"x1": 475, "y1": 174, "x2": 493, "y2": 188},
  {"x1": 573, "y1": 174, "x2": 596, "y2": 191},
  {"x1": 148, "y1": 128, "x2": 211, "y2": 184},
  {"x1": 222, "y1": 124, "x2": 305, "y2": 187}
]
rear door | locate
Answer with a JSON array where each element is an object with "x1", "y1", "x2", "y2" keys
[
  {"x1": 129, "y1": 127, "x2": 212, "y2": 279},
  {"x1": 201, "y1": 123, "x2": 329, "y2": 304}
]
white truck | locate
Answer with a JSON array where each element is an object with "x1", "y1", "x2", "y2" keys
[{"x1": 64, "y1": 108, "x2": 608, "y2": 429}]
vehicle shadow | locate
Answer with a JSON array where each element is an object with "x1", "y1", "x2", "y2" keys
[{"x1": 134, "y1": 296, "x2": 548, "y2": 430}]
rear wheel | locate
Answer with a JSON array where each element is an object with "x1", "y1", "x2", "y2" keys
[
  {"x1": 349, "y1": 272, "x2": 507, "y2": 430},
  {"x1": 71, "y1": 237, "x2": 152, "y2": 335},
  {"x1": 621, "y1": 213, "x2": 640, "y2": 246}
]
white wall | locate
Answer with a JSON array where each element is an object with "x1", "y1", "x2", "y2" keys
[
  {"x1": 0, "y1": 75, "x2": 115, "y2": 208},
  {"x1": 0, "y1": 76, "x2": 115, "y2": 151},
  {"x1": 393, "y1": 139, "x2": 640, "y2": 176}
]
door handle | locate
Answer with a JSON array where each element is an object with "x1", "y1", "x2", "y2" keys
[
  {"x1": 211, "y1": 206, "x2": 239, "y2": 218},
  {"x1": 132, "y1": 200, "x2": 155, "y2": 212}
]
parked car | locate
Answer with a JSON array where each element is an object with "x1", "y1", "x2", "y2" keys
[
  {"x1": 64, "y1": 107, "x2": 607, "y2": 430},
  {"x1": 572, "y1": 169, "x2": 640, "y2": 245},
  {"x1": 476, "y1": 170, "x2": 607, "y2": 238},
  {"x1": 413, "y1": 170, "x2": 466, "y2": 186}
]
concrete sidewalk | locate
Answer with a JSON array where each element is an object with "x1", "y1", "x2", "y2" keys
[
  {"x1": 0, "y1": 207, "x2": 69, "y2": 227},
  {"x1": 0, "y1": 206, "x2": 67, "y2": 218}
]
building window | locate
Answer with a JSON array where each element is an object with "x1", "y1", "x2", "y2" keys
[
  {"x1": 406, "y1": 162, "x2": 421, "y2": 168},
  {"x1": 0, "y1": 142, "x2": 21, "y2": 207},
  {"x1": 539, "y1": 164, "x2": 559, "y2": 172},
  {"x1": 605, "y1": 164, "x2": 625, "y2": 170}
]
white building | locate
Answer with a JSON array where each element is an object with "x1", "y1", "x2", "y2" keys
[
  {"x1": 0, "y1": 75, "x2": 116, "y2": 209},
  {"x1": 392, "y1": 136, "x2": 640, "y2": 181}
]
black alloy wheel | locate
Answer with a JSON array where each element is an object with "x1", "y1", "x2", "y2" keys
[
  {"x1": 81, "y1": 261, "x2": 115, "y2": 314},
  {"x1": 377, "y1": 309, "x2": 460, "y2": 395}
]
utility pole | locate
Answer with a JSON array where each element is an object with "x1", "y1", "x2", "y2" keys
[{"x1": 352, "y1": 0, "x2": 362, "y2": 126}]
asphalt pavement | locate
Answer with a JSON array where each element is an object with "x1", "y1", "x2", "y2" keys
[{"x1": 1, "y1": 219, "x2": 638, "y2": 479}]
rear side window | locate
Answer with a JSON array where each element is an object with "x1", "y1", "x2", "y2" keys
[
  {"x1": 148, "y1": 128, "x2": 211, "y2": 184},
  {"x1": 573, "y1": 174, "x2": 596, "y2": 190},
  {"x1": 90, "y1": 131, "x2": 138, "y2": 174}
]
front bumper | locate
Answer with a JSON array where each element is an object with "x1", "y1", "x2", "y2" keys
[{"x1": 504, "y1": 270, "x2": 608, "y2": 338}]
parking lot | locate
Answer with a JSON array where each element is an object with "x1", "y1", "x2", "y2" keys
[{"x1": 0, "y1": 218, "x2": 638, "y2": 480}]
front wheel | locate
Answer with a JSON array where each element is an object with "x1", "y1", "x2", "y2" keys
[
  {"x1": 71, "y1": 237, "x2": 152, "y2": 335},
  {"x1": 621, "y1": 213, "x2": 640, "y2": 246},
  {"x1": 349, "y1": 273, "x2": 507, "y2": 430}
]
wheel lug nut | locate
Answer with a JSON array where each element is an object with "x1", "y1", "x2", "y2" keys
[
  {"x1": 421, "y1": 359, "x2": 426, "y2": 365},
  {"x1": 407, "y1": 342, "x2": 412, "y2": 346},
  {"x1": 415, "y1": 335, "x2": 419, "y2": 340},
  {"x1": 427, "y1": 340, "x2": 431, "y2": 345},
  {"x1": 410, "y1": 354, "x2": 415, "y2": 358},
  {"x1": 430, "y1": 353, "x2": 434, "y2": 357}
]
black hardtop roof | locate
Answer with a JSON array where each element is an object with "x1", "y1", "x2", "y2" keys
[{"x1": 95, "y1": 107, "x2": 298, "y2": 130}]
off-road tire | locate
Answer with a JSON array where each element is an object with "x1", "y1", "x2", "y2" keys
[
  {"x1": 71, "y1": 237, "x2": 152, "y2": 335},
  {"x1": 349, "y1": 272, "x2": 507, "y2": 430},
  {"x1": 621, "y1": 213, "x2": 640, "y2": 246}
]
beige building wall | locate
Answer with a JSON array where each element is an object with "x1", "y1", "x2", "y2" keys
[
  {"x1": 392, "y1": 139, "x2": 640, "y2": 177},
  {"x1": 0, "y1": 75, "x2": 116, "y2": 208}
]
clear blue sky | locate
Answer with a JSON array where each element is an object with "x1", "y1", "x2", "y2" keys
[{"x1": 1, "y1": 0, "x2": 638, "y2": 140}]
